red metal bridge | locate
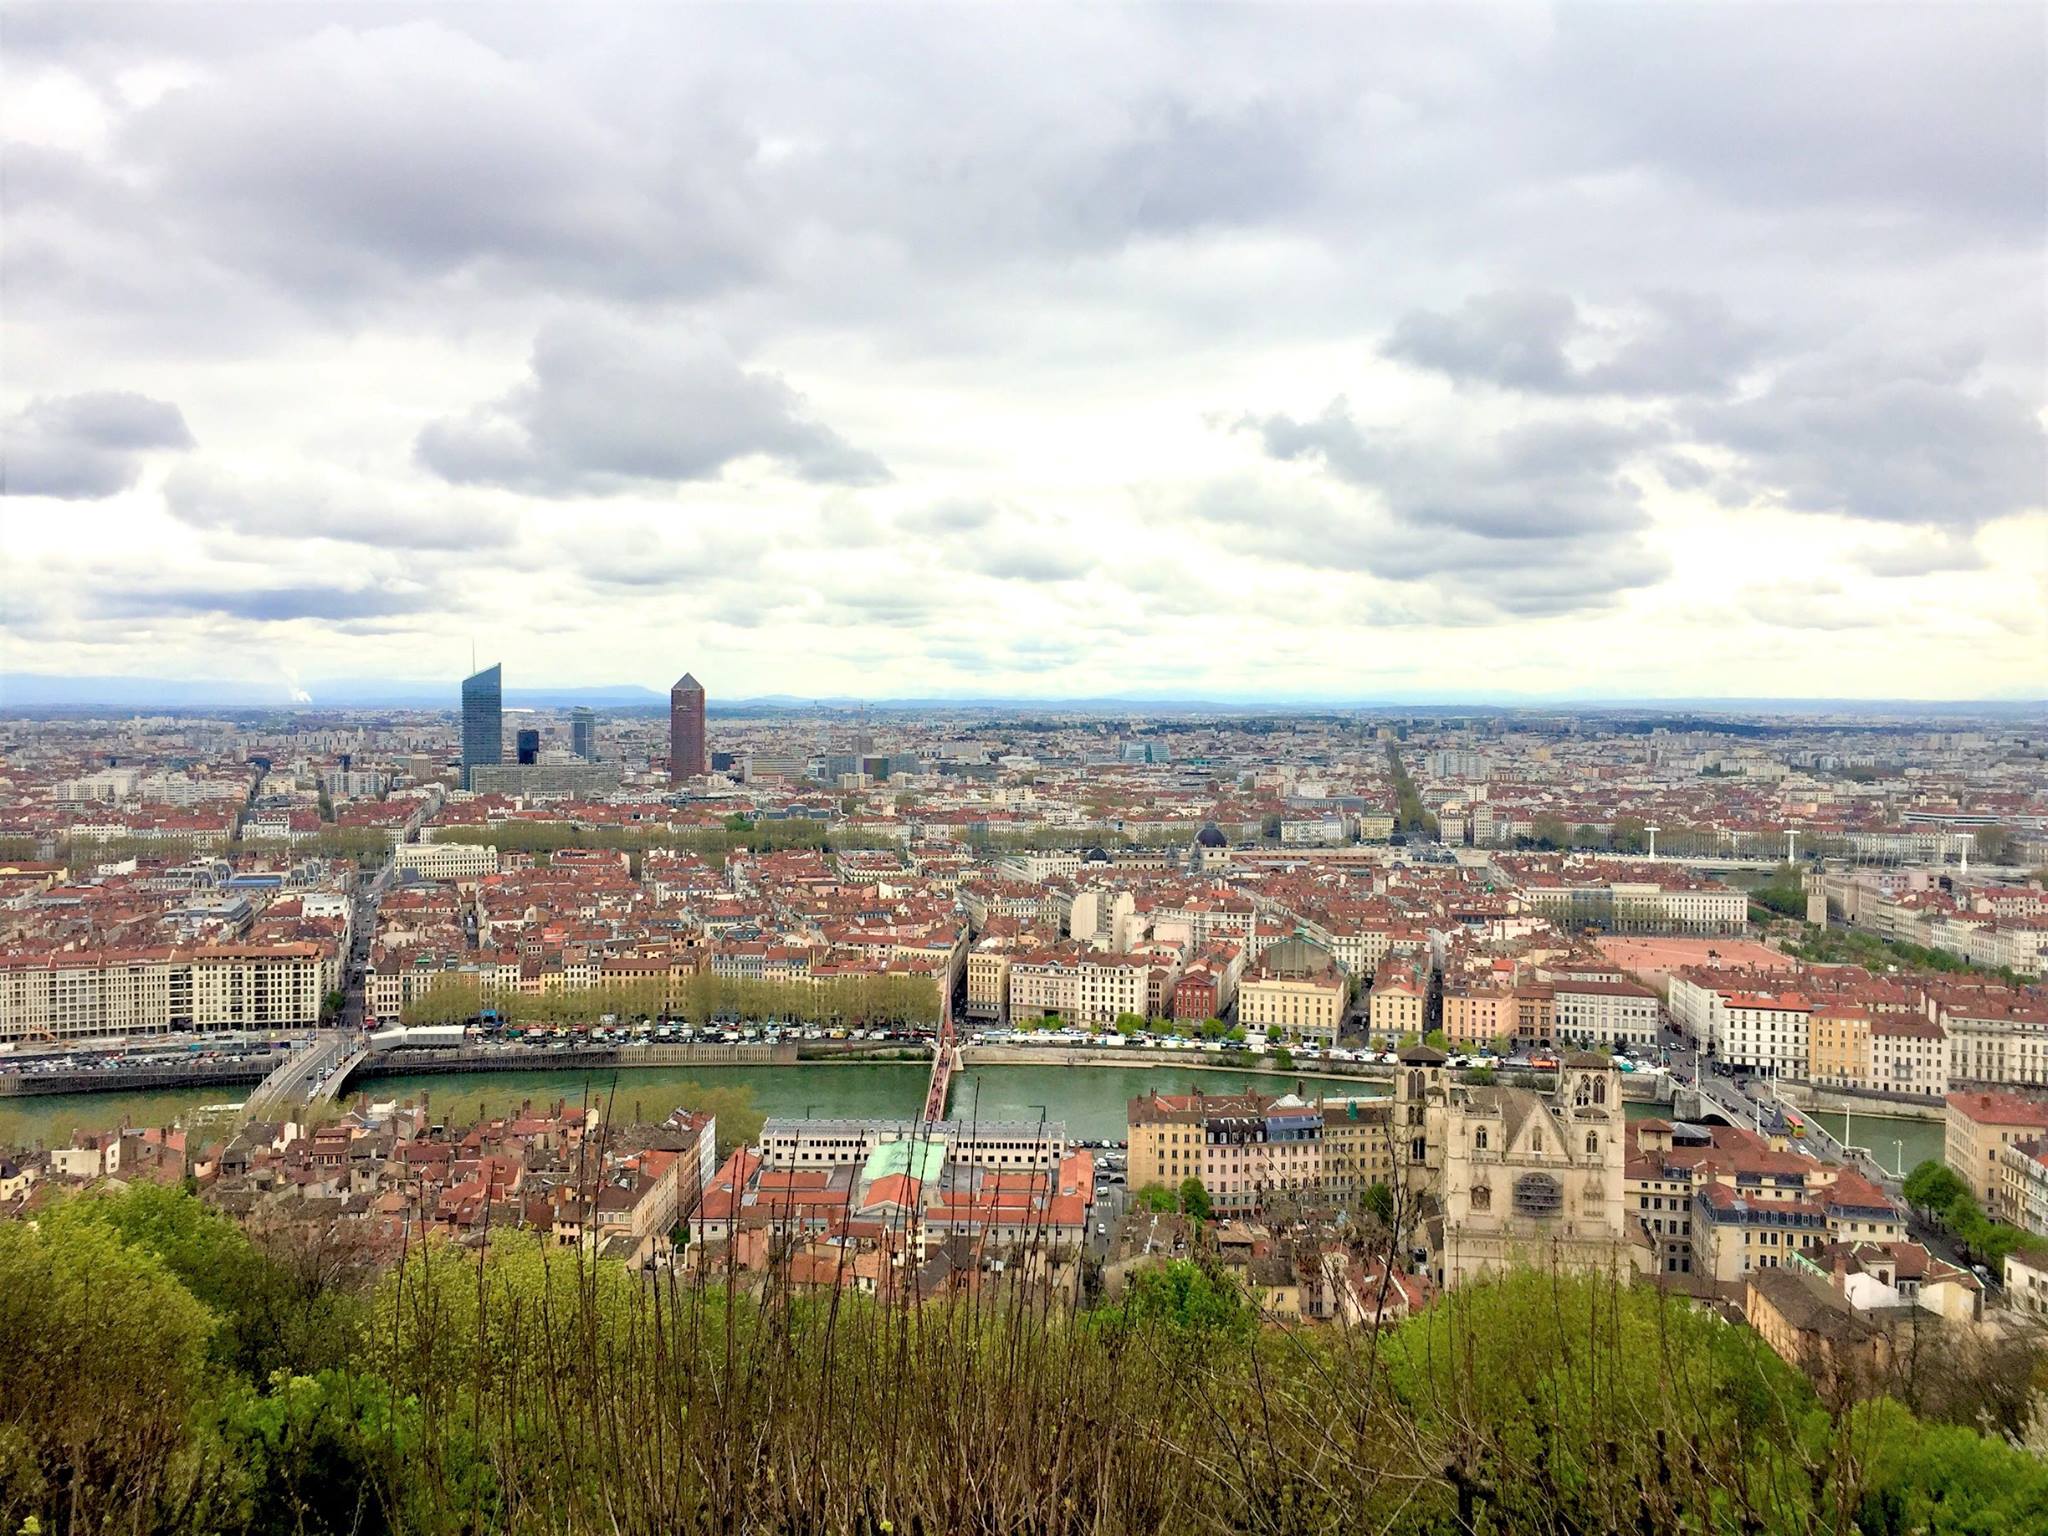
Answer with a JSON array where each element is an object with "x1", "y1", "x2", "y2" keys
[{"x1": 921, "y1": 1016, "x2": 956, "y2": 1122}]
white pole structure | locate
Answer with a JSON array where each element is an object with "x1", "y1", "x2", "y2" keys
[
  {"x1": 1646, "y1": 825, "x2": 1660, "y2": 861},
  {"x1": 1785, "y1": 829, "x2": 1800, "y2": 864}
]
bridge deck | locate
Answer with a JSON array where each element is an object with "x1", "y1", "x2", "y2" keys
[{"x1": 921, "y1": 1019, "x2": 956, "y2": 1122}]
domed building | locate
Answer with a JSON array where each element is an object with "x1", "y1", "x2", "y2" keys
[
  {"x1": 1238, "y1": 937, "x2": 1347, "y2": 1043},
  {"x1": 1191, "y1": 821, "x2": 1229, "y2": 873}
]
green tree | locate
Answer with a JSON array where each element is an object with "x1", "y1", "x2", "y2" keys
[
  {"x1": 1902, "y1": 1159, "x2": 1969, "y2": 1221},
  {"x1": 205, "y1": 1369, "x2": 467, "y2": 1536},
  {"x1": 1847, "y1": 1396, "x2": 2048, "y2": 1534},
  {"x1": 1177, "y1": 1176, "x2": 1213, "y2": 1224},
  {"x1": 1118, "y1": 1259, "x2": 1250, "y2": 1338},
  {"x1": 1134, "y1": 1184, "x2": 1177, "y2": 1214},
  {"x1": 0, "y1": 1212, "x2": 216, "y2": 1534}
]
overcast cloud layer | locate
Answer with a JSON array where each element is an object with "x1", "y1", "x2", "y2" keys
[{"x1": 3, "y1": 4, "x2": 2044, "y2": 702}]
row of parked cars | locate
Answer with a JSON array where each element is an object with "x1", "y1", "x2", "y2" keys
[
  {"x1": 966, "y1": 1027, "x2": 1427, "y2": 1068},
  {"x1": 465, "y1": 1019, "x2": 931, "y2": 1052},
  {"x1": 2, "y1": 1035, "x2": 301, "y2": 1077}
]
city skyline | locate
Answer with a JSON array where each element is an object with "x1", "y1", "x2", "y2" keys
[
  {"x1": 3, "y1": 7, "x2": 2045, "y2": 704},
  {"x1": 4, "y1": 670, "x2": 2048, "y2": 713}
]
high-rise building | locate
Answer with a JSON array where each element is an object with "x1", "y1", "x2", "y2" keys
[
  {"x1": 570, "y1": 706, "x2": 595, "y2": 761},
  {"x1": 515, "y1": 728, "x2": 540, "y2": 765},
  {"x1": 670, "y1": 673, "x2": 707, "y2": 783},
  {"x1": 460, "y1": 664, "x2": 502, "y2": 789}
]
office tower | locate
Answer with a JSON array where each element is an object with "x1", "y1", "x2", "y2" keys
[
  {"x1": 516, "y1": 728, "x2": 540, "y2": 765},
  {"x1": 571, "y1": 706, "x2": 595, "y2": 761},
  {"x1": 460, "y1": 663, "x2": 502, "y2": 789},
  {"x1": 670, "y1": 673, "x2": 707, "y2": 783}
]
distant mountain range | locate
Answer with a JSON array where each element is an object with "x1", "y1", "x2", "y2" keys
[{"x1": 1, "y1": 672, "x2": 2042, "y2": 717}]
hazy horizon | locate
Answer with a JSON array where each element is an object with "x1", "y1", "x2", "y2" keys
[{"x1": 3, "y1": 669, "x2": 2043, "y2": 715}]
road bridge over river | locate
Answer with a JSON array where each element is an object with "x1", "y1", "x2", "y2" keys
[{"x1": 242, "y1": 1032, "x2": 362, "y2": 1120}]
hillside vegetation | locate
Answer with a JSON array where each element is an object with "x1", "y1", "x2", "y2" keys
[{"x1": 2, "y1": 1185, "x2": 2044, "y2": 1535}]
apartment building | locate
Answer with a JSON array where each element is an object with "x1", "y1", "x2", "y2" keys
[
  {"x1": 396, "y1": 841, "x2": 501, "y2": 882},
  {"x1": 1238, "y1": 940, "x2": 1347, "y2": 1042},
  {"x1": 1807, "y1": 1006, "x2": 1871, "y2": 1090},
  {"x1": 0, "y1": 942, "x2": 329, "y2": 1041},
  {"x1": 1127, "y1": 1091, "x2": 1209, "y2": 1192},
  {"x1": 1867, "y1": 1016, "x2": 1948, "y2": 1097},
  {"x1": 757, "y1": 1118, "x2": 1070, "y2": 1174},
  {"x1": 1074, "y1": 953, "x2": 1155, "y2": 1027},
  {"x1": 965, "y1": 934, "x2": 1026, "y2": 1022},
  {"x1": 1443, "y1": 982, "x2": 1517, "y2": 1048},
  {"x1": 1201, "y1": 1094, "x2": 1324, "y2": 1213},
  {"x1": 1320, "y1": 1098, "x2": 1396, "y2": 1203},
  {"x1": 1367, "y1": 968, "x2": 1428, "y2": 1042},
  {"x1": 1006, "y1": 948, "x2": 1082, "y2": 1023},
  {"x1": 1549, "y1": 978, "x2": 1659, "y2": 1051},
  {"x1": 1945, "y1": 1090, "x2": 2048, "y2": 1217},
  {"x1": 1934, "y1": 991, "x2": 2048, "y2": 1089},
  {"x1": 1996, "y1": 1140, "x2": 2048, "y2": 1237},
  {"x1": 1720, "y1": 991, "x2": 1814, "y2": 1076}
]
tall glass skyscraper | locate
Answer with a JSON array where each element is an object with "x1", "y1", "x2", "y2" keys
[
  {"x1": 460, "y1": 663, "x2": 502, "y2": 788},
  {"x1": 570, "y1": 706, "x2": 595, "y2": 761}
]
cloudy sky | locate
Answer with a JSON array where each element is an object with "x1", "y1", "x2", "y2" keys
[{"x1": 3, "y1": 4, "x2": 2044, "y2": 703}]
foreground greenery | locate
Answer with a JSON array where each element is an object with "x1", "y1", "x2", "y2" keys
[{"x1": 4, "y1": 1185, "x2": 2045, "y2": 1534}]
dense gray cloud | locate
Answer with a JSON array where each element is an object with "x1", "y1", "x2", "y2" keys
[
  {"x1": 1241, "y1": 400, "x2": 1660, "y2": 541},
  {"x1": 2, "y1": 391, "x2": 193, "y2": 498},
  {"x1": 1682, "y1": 354, "x2": 2045, "y2": 529},
  {"x1": 1209, "y1": 397, "x2": 1676, "y2": 617},
  {"x1": 1385, "y1": 291, "x2": 1765, "y2": 398},
  {"x1": 1545, "y1": 5, "x2": 2045, "y2": 235},
  {"x1": 164, "y1": 465, "x2": 513, "y2": 549},
  {"x1": 129, "y1": 22, "x2": 763, "y2": 306},
  {"x1": 416, "y1": 318, "x2": 888, "y2": 495}
]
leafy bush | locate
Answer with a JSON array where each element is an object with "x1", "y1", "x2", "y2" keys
[{"x1": 3, "y1": 1187, "x2": 2044, "y2": 1534}]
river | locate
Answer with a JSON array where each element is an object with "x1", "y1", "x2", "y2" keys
[
  {"x1": 1800, "y1": 1109, "x2": 1944, "y2": 1179},
  {"x1": 0, "y1": 1062, "x2": 1394, "y2": 1149},
  {"x1": 0, "y1": 1061, "x2": 1943, "y2": 1179}
]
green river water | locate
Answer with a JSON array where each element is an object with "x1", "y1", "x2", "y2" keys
[
  {"x1": 0, "y1": 1063, "x2": 1388, "y2": 1149},
  {"x1": 3, "y1": 1063, "x2": 1938, "y2": 1169}
]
